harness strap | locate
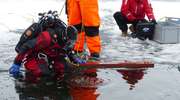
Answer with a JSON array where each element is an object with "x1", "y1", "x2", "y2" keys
[{"x1": 38, "y1": 52, "x2": 49, "y2": 66}]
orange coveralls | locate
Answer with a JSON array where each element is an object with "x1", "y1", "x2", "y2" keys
[{"x1": 67, "y1": 0, "x2": 101, "y2": 56}]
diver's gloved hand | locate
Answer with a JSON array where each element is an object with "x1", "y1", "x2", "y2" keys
[
  {"x1": 73, "y1": 57, "x2": 86, "y2": 64},
  {"x1": 9, "y1": 63, "x2": 21, "y2": 78},
  {"x1": 66, "y1": 50, "x2": 87, "y2": 65}
]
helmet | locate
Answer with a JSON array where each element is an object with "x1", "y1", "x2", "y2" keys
[
  {"x1": 38, "y1": 10, "x2": 58, "y2": 28},
  {"x1": 45, "y1": 15, "x2": 55, "y2": 27}
]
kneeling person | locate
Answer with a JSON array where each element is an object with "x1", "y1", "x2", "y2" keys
[
  {"x1": 113, "y1": 0, "x2": 157, "y2": 39},
  {"x1": 9, "y1": 11, "x2": 85, "y2": 79}
]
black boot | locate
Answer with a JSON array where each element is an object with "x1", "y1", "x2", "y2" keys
[{"x1": 88, "y1": 53, "x2": 100, "y2": 61}]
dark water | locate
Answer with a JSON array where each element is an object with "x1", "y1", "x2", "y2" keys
[{"x1": 1, "y1": 64, "x2": 180, "y2": 100}]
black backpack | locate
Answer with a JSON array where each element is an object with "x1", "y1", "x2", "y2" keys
[{"x1": 135, "y1": 22, "x2": 155, "y2": 40}]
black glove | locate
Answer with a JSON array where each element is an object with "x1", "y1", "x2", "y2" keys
[{"x1": 150, "y1": 20, "x2": 157, "y2": 25}]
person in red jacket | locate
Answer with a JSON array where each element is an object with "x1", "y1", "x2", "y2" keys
[
  {"x1": 113, "y1": 0, "x2": 156, "y2": 37},
  {"x1": 9, "y1": 11, "x2": 85, "y2": 80}
]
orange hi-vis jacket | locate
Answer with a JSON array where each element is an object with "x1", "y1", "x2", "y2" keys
[{"x1": 121, "y1": 0, "x2": 155, "y2": 21}]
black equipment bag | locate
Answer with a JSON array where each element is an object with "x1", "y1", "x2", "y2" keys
[{"x1": 136, "y1": 22, "x2": 155, "y2": 40}]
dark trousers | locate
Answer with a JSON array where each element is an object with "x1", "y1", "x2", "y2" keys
[{"x1": 113, "y1": 11, "x2": 147, "y2": 32}]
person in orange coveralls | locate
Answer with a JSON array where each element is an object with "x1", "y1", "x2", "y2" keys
[
  {"x1": 66, "y1": 0, "x2": 101, "y2": 60},
  {"x1": 113, "y1": 0, "x2": 156, "y2": 37}
]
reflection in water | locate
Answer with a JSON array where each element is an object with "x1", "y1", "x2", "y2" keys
[
  {"x1": 15, "y1": 77, "x2": 71, "y2": 100},
  {"x1": 14, "y1": 72, "x2": 101, "y2": 100},
  {"x1": 117, "y1": 69, "x2": 145, "y2": 90},
  {"x1": 69, "y1": 87, "x2": 99, "y2": 100},
  {"x1": 67, "y1": 71, "x2": 101, "y2": 100}
]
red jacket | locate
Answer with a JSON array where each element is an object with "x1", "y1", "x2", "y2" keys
[{"x1": 121, "y1": 0, "x2": 155, "y2": 21}]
